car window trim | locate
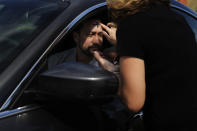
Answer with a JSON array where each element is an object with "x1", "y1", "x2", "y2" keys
[
  {"x1": 171, "y1": 2, "x2": 197, "y2": 19},
  {"x1": 0, "y1": 2, "x2": 107, "y2": 111},
  {"x1": 0, "y1": 104, "x2": 40, "y2": 119}
]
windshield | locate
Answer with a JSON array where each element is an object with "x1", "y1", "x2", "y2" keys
[{"x1": 0, "y1": 0, "x2": 69, "y2": 73}]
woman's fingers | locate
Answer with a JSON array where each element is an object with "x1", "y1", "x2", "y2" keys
[
  {"x1": 107, "y1": 22, "x2": 117, "y2": 28},
  {"x1": 102, "y1": 30, "x2": 110, "y2": 40},
  {"x1": 100, "y1": 22, "x2": 117, "y2": 45},
  {"x1": 101, "y1": 23, "x2": 111, "y2": 33}
]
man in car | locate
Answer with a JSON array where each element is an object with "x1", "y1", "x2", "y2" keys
[
  {"x1": 48, "y1": 18, "x2": 117, "y2": 72},
  {"x1": 47, "y1": 17, "x2": 127, "y2": 130}
]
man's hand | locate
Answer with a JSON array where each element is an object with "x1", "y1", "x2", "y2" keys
[
  {"x1": 101, "y1": 22, "x2": 117, "y2": 45},
  {"x1": 93, "y1": 51, "x2": 119, "y2": 72}
]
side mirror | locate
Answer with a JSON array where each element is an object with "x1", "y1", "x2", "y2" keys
[{"x1": 37, "y1": 62, "x2": 119, "y2": 104}]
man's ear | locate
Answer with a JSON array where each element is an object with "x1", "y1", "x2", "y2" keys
[{"x1": 73, "y1": 32, "x2": 79, "y2": 44}]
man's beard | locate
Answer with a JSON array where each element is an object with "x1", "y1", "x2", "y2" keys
[{"x1": 80, "y1": 43, "x2": 102, "y2": 57}]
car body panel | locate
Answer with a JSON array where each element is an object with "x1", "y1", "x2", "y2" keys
[{"x1": 0, "y1": 105, "x2": 70, "y2": 131}]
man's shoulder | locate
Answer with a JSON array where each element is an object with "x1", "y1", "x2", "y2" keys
[
  {"x1": 50, "y1": 48, "x2": 75, "y2": 61},
  {"x1": 48, "y1": 48, "x2": 76, "y2": 69},
  {"x1": 55, "y1": 48, "x2": 75, "y2": 57}
]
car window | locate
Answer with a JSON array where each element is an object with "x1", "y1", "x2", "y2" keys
[
  {"x1": 0, "y1": 0, "x2": 69, "y2": 73},
  {"x1": 172, "y1": 8, "x2": 197, "y2": 42}
]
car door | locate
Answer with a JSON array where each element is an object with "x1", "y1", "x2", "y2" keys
[
  {"x1": 0, "y1": 0, "x2": 73, "y2": 130},
  {"x1": 0, "y1": 0, "x2": 107, "y2": 131}
]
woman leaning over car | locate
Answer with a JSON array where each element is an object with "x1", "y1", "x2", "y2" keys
[{"x1": 106, "y1": 0, "x2": 197, "y2": 130}]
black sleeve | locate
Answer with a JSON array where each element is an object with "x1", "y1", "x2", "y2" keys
[{"x1": 117, "y1": 16, "x2": 144, "y2": 60}]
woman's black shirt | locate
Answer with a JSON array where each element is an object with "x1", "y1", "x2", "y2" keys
[{"x1": 117, "y1": 5, "x2": 197, "y2": 130}]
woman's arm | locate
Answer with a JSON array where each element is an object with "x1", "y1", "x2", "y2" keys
[{"x1": 119, "y1": 56, "x2": 146, "y2": 112}]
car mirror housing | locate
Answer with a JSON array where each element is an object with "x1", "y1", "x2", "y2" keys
[{"x1": 36, "y1": 62, "x2": 119, "y2": 104}]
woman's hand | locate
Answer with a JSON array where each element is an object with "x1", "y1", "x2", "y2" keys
[{"x1": 101, "y1": 22, "x2": 117, "y2": 45}]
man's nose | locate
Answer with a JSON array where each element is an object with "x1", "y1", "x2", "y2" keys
[{"x1": 93, "y1": 35, "x2": 102, "y2": 44}]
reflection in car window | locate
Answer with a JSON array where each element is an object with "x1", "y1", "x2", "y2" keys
[
  {"x1": 0, "y1": 0, "x2": 69, "y2": 73},
  {"x1": 172, "y1": 8, "x2": 197, "y2": 42}
]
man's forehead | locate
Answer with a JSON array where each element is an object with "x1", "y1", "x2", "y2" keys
[
  {"x1": 81, "y1": 19, "x2": 102, "y2": 32},
  {"x1": 88, "y1": 19, "x2": 101, "y2": 25}
]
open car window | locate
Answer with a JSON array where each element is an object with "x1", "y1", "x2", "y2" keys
[{"x1": 11, "y1": 9, "x2": 113, "y2": 107}]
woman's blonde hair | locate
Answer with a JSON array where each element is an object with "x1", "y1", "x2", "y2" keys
[{"x1": 106, "y1": 0, "x2": 170, "y2": 20}]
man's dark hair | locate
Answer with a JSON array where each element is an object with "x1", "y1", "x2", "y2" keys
[
  {"x1": 73, "y1": 11, "x2": 108, "y2": 33},
  {"x1": 73, "y1": 17, "x2": 100, "y2": 33}
]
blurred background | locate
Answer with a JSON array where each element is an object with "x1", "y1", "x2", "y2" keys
[{"x1": 178, "y1": 0, "x2": 197, "y2": 12}]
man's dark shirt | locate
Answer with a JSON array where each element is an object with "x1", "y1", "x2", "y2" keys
[{"x1": 117, "y1": 4, "x2": 197, "y2": 130}]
